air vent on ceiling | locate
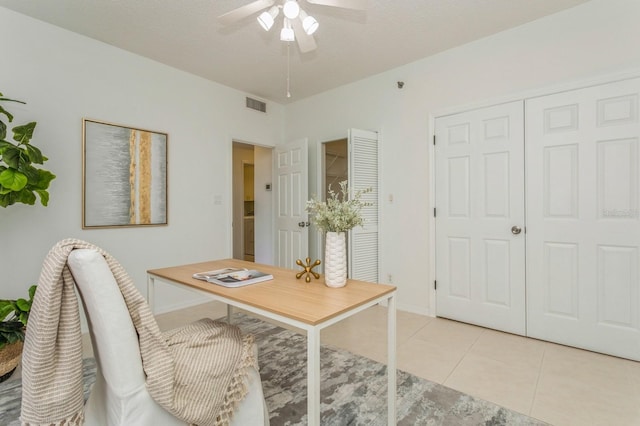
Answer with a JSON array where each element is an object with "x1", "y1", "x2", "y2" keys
[{"x1": 246, "y1": 97, "x2": 267, "y2": 113}]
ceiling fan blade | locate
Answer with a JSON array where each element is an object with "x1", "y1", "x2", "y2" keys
[
  {"x1": 218, "y1": 0, "x2": 275, "y2": 26},
  {"x1": 291, "y1": 18, "x2": 317, "y2": 53},
  {"x1": 306, "y1": 0, "x2": 366, "y2": 10}
]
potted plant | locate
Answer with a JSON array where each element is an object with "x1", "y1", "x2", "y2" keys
[
  {"x1": 0, "y1": 285, "x2": 36, "y2": 382},
  {"x1": 306, "y1": 180, "x2": 371, "y2": 287},
  {"x1": 0, "y1": 91, "x2": 56, "y2": 207}
]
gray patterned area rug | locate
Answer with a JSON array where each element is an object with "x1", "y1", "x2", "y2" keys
[
  {"x1": 238, "y1": 314, "x2": 547, "y2": 426},
  {"x1": 0, "y1": 313, "x2": 547, "y2": 426}
]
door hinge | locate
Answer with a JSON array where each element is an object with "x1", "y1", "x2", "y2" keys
[
  {"x1": 433, "y1": 135, "x2": 436, "y2": 145},
  {"x1": 434, "y1": 280, "x2": 437, "y2": 290},
  {"x1": 433, "y1": 207, "x2": 436, "y2": 217}
]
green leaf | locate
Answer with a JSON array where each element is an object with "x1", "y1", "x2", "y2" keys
[
  {"x1": 5, "y1": 332, "x2": 20, "y2": 344},
  {"x1": 12, "y1": 122, "x2": 36, "y2": 144},
  {"x1": 25, "y1": 144, "x2": 43, "y2": 164},
  {"x1": 0, "y1": 140, "x2": 13, "y2": 155},
  {"x1": 0, "y1": 168, "x2": 28, "y2": 191},
  {"x1": 0, "y1": 105, "x2": 14, "y2": 123},
  {"x1": 0, "y1": 191, "x2": 17, "y2": 207},
  {"x1": 20, "y1": 164, "x2": 40, "y2": 184},
  {"x1": 0, "y1": 321, "x2": 23, "y2": 332},
  {"x1": 0, "y1": 304, "x2": 14, "y2": 321},
  {"x1": 1, "y1": 146, "x2": 22, "y2": 169},
  {"x1": 35, "y1": 169, "x2": 55, "y2": 189},
  {"x1": 0, "y1": 120, "x2": 5, "y2": 140},
  {"x1": 28, "y1": 285, "x2": 37, "y2": 302},
  {"x1": 34, "y1": 189, "x2": 50, "y2": 206},
  {"x1": 17, "y1": 188, "x2": 36, "y2": 205},
  {"x1": 15, "y1": 298, "x2": 30, "y2": 312}
]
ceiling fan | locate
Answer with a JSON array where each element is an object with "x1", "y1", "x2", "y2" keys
[{"x1": 218, "y1": 0, "x2": 366, "y2": 53}]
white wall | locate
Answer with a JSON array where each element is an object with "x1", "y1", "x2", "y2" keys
[
  {"x1": 284, "y1": 0, "x2": 640, "y2": 314},
  {"x1": 0, "y1": 7, "x2": 284, "y2": 313}
]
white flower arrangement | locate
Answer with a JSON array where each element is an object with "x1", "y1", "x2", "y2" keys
[{"x1": 305, "y1": 180, "x2": 372, "y2": 233}]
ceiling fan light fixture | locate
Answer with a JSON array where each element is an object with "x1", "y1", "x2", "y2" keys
[
  {"x1": 280, "y1": 27, "x2": 295, "y2": 41},
  {"x1": 299, "y1": 10, "x2": 319, "y2": 35},
  {"x1": 283, "y1": 0, "x2": 300, "y2": 19},
  {"x1": 280, "y1": 18, "x2": 295, "y2": 41},
  {"x1": 257, "y1": 6, "x2": 279, "y2": 31}
]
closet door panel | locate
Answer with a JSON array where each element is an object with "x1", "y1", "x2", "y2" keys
[
  {"x1": 348, "y1": 128, "x2": 379, "y2": 283},
  {"x1": 526, "y1": 78, "x2": 640, "y2": 361},
  {"x1": 435, "y1": 101, "x2": 526, "y2": 335}
]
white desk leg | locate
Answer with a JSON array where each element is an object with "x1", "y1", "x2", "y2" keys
[
  {"x1": 388, "y1": 294, "x2": 397, "y2": 425},
  {"x1": 147, "y1": 275, "x2": 155, "y2": 314},
  {"x1": 227, "y1": 305, "x2": 233, "y2": 323},
  {"x1": 307, "y1": 328, "x2": 321, "y2": 426}
]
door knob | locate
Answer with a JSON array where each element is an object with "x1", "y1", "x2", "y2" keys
[
  {"x1": 511, "y1": 226, "x2": 522, "y2": 235},
  {"x1": 298, "y1": 221, "x2": 310, "y2": 227}
]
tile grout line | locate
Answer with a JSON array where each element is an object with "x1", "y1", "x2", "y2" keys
[
  {"x1": 402, "y1": 317, "x2": 434, "y2": 342},
  {"x1": 441, "y1": 327, "x2": 485, "y2": 385},
  {"x1": 528, "y1": 342, "x2": 547, "y2": 418}
]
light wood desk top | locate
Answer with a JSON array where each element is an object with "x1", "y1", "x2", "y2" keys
[{"x1": 148, "y1": 258, "x2": 396, "y2": 326}]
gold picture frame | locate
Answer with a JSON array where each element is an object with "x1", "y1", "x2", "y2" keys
[{"x1": 82, "y1": 119, "x2": 168, "y2": 228}]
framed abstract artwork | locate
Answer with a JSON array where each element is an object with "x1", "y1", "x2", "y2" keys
[{"x1": 82, "y1": 119, "x2": 168, "y2": 228}]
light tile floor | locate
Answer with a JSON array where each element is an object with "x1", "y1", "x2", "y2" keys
[{"x1": 155, "y1": 301, "x2": 640, "y2": 426}]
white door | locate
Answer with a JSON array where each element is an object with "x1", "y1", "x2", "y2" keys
[
  {"x1": 526, "y1": 78, "x2": 640, "y2": 360},
  {"x1": 274, "y1": 139, "x2": 309, "y2": 269},
  {"x1": 348, "y1": 129, "x2": 379, "y2": 283},
  {"x1": 435, "y1": 101, "x2": 526, "y2": 335}
]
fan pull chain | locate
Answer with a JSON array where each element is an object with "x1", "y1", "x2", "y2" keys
[{"x1": 286, "y1": 42, "x2": 291, "y2": 98}]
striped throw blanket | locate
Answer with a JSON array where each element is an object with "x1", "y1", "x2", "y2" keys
[{"x1": 20, "y1": 239, "x2": 256, "y2": 426}]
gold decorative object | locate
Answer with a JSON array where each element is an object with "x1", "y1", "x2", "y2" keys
[{"x1": 296, "y1": 257, "x2": 321, "y2": 283}]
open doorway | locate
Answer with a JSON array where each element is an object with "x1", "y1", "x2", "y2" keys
[
  {"x1": 232, "y1": 141, "x2": 274, "y2": 264},
  {"x1": 312, "y1": 138, "x2": 349, "y2": 271},
  {"x1": 242, "y1": 162, "x2": 255, "y2": 261},
  {"x1": 323, "y1": 138, "x2": 348, "y2": 199}
]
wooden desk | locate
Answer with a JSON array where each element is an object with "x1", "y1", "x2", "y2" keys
[{"x1": 147, "y1": 259, "x2": 397, "y2": 426}]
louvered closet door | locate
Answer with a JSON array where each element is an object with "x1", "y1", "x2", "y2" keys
[
  {"x1": 348, "y1": 129, "x2": 379, "y2": 283},
  {"x1": 526, "y1": 78, "x2": 640, "y2": 361},
  {"x1": 435, "y1": 101, "x2": 526, "y2": 335}
]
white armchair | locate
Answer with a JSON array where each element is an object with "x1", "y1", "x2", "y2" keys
[{"x1": 67, "y1": 248, "x2": 269, "y2": 426}]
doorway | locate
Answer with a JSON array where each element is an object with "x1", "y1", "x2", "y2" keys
[
  {"x1": 316, "y1": 138, "x2": 349, "y2": 271},
  {"x1": 232, "y1": 141, "x2": 274, "y2": 264},
  {"x1": 323, "y1": 138, "x2": 348, "y2": 199},
  {"x1": 243, "y1": 162, "x2": 255, "y2": 261}
]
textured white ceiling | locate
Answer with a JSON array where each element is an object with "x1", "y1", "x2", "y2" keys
[{"x1": 0, "y1": 0, "x2": 591, "y2": 104}]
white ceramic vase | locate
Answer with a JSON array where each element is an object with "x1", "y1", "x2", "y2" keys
[{"x1": 324, "y1": 231, "x2": 347, "y2": 288}]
